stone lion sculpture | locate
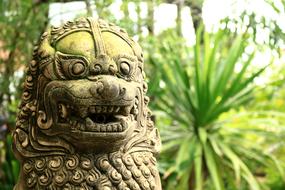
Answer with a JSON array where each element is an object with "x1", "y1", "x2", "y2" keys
[{"x1": 13, "y1": 17, "x2": 161, "y2": 190}]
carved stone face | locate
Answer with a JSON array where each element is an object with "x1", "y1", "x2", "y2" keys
[
  {"x1": 14, "y1": 18, "x2": 159, "y2": 155},
  {"x1": 39, "y1": 37, "x2": 139, "y2": 153},
  {"x1": 37, "y1": 20, "x2": 145, "y2": 152}
]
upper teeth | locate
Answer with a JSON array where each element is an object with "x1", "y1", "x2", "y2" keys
[
  {"x1": 88, "y1": 106, "x2": 121, "y2": 114},
  {"x1": 85, "y1": 117, "x2": 127, "y2": 132},
  {"x1": 88, "y1": 106, "x2": 125, "y2": 113}
]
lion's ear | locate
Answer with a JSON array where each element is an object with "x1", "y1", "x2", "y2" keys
[
  {"x1": 35, "y1": 29, "x2": 57, "y2": 80},
  {"x1": 37, "y1": 29, "x2": 55, "y2": 60}
]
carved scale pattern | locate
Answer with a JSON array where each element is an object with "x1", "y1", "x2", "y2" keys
[{"x1": 23, "y1": 152, "x2": 159, "y2": 190}]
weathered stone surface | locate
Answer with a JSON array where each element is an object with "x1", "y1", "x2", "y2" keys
[{"x1": 13, "y1": 17, "x2": 161, "y2": 190}]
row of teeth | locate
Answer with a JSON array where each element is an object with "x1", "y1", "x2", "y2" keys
[
  {"x1": 88, "y1": 105, "x2": 125, "y2": 114},
  {"x1": 85, "y1": 117, "x2": 127, "y2": 132},
  {"x1": 58, "y1": 97, "x2": 139, "y2": 117},
  {"x1": 67, "y1": 115, "x2": 137, "y2": 132},
  {"x1": 58, "y1": 97, "x2": 140, "y2": 132}
]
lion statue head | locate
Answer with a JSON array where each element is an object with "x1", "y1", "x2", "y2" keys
[{"x1": 13, "y1": 18, "x2": 161, "y2": 190}]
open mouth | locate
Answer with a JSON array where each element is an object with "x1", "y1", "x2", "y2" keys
[{"x1": 57, "y1": 97, "x2": 139, "y2": 133}]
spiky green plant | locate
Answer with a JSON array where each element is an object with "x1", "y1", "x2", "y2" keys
[
  {"x1": 148, "y1": 28, "x2": 284, "y2": 190},
  {"x1": 0, "y1": 135, "x2": 20, "y2": 190}
]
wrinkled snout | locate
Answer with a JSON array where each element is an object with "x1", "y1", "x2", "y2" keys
[{"x1": 89, "y1": 76, "x2": 125, "y2": 100}]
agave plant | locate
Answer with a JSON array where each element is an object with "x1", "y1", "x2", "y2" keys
[{"x1": 147, "y1": 27, "x2": 284, "y2": 190}]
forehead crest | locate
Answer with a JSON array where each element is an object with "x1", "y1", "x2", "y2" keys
[{"x1": 46, "y1": 18, "x2": 143, "y2": 67}]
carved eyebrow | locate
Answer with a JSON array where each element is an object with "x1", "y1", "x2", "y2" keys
[
  {"x1": 114, "y1": 54, "x2": 137, "y2": 62},
  {"x1": 55, "y1": 51, "x2": 91, "y2": 63},
  {"x1": 56, "y1": 51, "x2": 89, "y2": 61}
]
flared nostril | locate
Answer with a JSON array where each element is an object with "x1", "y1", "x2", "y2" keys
[
  {"x1": 119, "y1": 87, "x2": 126, "y2": 96},
  {"x1": 107, "y1": 83, "x2": 120, "y2": 98},
  {"x1": 90, "y1": 81, "x2": 104, "y2": 97},
  {"x1": 89, "y1": 80, "x2": 120, "y2": 99},
  {"x1": 96, "y1": 82, "x2": 104, "y2": 94}
]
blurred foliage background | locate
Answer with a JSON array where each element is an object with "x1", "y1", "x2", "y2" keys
[{"x1": 1, "y1": 0, "x2": 285, "y2": 189}]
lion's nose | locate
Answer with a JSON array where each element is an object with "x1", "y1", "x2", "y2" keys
[{"x1": 90, "y1": 79, "x2": 122, "y2": 99}]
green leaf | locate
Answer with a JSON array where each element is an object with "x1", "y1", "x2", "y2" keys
[
  {"x1": 218, "y1": 141, "x2": 260, "y2": 190},
  {"x1": 161, "y1": 138, "x2": 184, "y2": 153},
  {"x1": 194, "y1": 143, "x2": 203, "y2": 190},
  {"x1": 176, "y1": 136, "x2": 197, "y2": 178},
  {"x1": 198, "y1": 128, "x2": 207, "y2": 145},
  {"x1": 212, "y1": 35, "x2": 244, "y2": 100},
  {"x1": 265, "y1": 154, "x2": 285, "y2": 182},
  {"x1": 203, "y1": 142, "x2": 225, "y2": 190},
  {"x1": 218, "y1": 141, "x2": 241, "y2": 185},
  {"x1": 12, "y1": 160, "x2": 20, "y2": 182},
  {"x1": 194, "y1": 25, "x2": 203, "y2": 107}
]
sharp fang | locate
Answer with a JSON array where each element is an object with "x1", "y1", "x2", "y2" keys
[
  {"x1": 114, "y1": 115, "x2": 127, "y2": 120},
  {"x1": 89, "y1": 106, "x2": 96, "y2": 113},
  {"x1": 85, "y1": 117, "x2": 94, "y2": 127},
  {"x1": 96, "y1": 106, "x2": 102, "y2": 113},
  {"x1": 59, "y1": 104, "x2": 68, "y2": 119}
]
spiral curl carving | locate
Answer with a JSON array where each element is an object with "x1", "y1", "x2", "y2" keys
[
  {"x1": 66, "y1": 154, "x2": 79, "y2": 170},
  {"x1": 54, "y1": 168, "x2": 68, "y2": 186},
  {"x1": 109, "y1": 169, "x2": 123, "y2": 184},
  {"x1": 26, "y1": 171, "x2": 37, "y2": 188},
  {"x1": 35, "y1": 157, "x2": 46, "y2": 171},
  {"x1": 97, "y1": 156, "x2": 110, "y2": 171},
  {"x1": 48, "y1": 156, "x2": 63, "y2": 171},
  {"x1": 86, "y1": 169, "x2": 100, "y2": 186},
  {"x1": 71, "y1": 169, "x2": 84, "y2": 184},
  {"x1": 81, "y1": 156, "x2": 93, "y2": 170},
  {"x1": 38, "y1": 169, "x2": 52, "y2": 186}
]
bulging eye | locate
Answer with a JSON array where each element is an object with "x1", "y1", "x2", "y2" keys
[
  {"x1": 55, "y1": 52, "x2": 89, "y2": 79},
  {"x1": 120, "y1": 62, "x2": 130, "y2": 75},
  {"x1": 67, "y1": 60, "x2": 87, "y2": 78},
  {"x1": 71, "y1": 62, "x2": 85, "y2": 75}
]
